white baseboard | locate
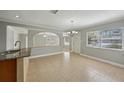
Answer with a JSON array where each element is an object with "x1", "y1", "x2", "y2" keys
[
  {"x1": 29, "y1": 51, "x2": 64, "y2": 59},
  {"x1": 80, "y1": 54, "x2": 124, "y2": 69}
]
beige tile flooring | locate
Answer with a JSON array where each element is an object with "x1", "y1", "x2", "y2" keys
[{"x1": 26, "y1": 52, "x2": 124, "y2": 82}]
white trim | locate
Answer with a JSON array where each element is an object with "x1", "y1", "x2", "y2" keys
[
  {"x1": 28, "y1": 51, "x2": 64, "y2": 59},
  {"x1": 0, "y1": 18, "x2": 64, "y2": 31},
  {"x1": 80, "y1": 53, "x2": 124, "y2": 68},
  {"x1": 86, "y1": 46, "x2": 124, "y2": 51}
]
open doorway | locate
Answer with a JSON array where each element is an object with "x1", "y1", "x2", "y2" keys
[
  {"x1": 6, "y1": 26, "x2": 28, "y2": 50},
  {"x1": 63, "y1": 36, "x2": 70, "y2": 51}
]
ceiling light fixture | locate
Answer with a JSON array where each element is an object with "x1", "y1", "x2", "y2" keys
[{"x1": 64, "y1": 20, "x2": 78, "y2": 37}]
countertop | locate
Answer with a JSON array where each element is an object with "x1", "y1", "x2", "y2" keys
[{"x1": 0, "y1": 48, "x2": 31, "y2": 61}]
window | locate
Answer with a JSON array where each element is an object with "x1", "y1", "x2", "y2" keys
[
  {"x1": 87, "y1": 31, "x2": 101, "y2": 48},
  {"x1": 87, "y1": 29, "x2": 123, "y2": 50}
]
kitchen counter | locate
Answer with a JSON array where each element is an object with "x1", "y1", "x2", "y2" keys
[
  {"x1": 0, "y1": 48, "x2": 31, "y2": 61},
  {"x1": 0, "y1": 48, "x2": 31, "y2": 82}
]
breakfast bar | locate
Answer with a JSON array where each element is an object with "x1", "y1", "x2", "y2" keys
[{"x1": 0, "y1": 48, "x2": 31, "y2": 82}]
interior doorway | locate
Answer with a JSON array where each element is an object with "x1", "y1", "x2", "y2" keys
[
  {"x1": 6, "y1": 26, "x2": 28, "y2": 50},
  {"x1": 63, "y1": 36, "x2": 70, "y2": 51},
  {"x1": 72, "y1": 32, "x2": 81, "y2": 54}
]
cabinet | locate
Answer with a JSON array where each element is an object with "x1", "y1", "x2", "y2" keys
[{"x1": 0, "y1": 59, "x2": 17, "y2": 82}]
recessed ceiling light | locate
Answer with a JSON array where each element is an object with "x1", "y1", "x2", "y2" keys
[{"x1": 15, "y1": 15, "x2": 19, "y2": 18}]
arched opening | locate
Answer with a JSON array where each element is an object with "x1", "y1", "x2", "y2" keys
[{"x1": 33, "y1": 32, "x2": 60, "y2": 47}]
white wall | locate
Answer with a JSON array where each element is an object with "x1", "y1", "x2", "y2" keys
[
  {"x1": 80, "y1": 19, "x2": 124, "y2": 65},
  {"x1": 31, "y1": 46, "x2": 62, "y2": 56},
  {"x1": 6, "y1": 27, "x2": 14, "y2": 50}
]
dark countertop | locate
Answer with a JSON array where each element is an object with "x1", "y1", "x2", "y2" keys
[{"x1": 0, "y1": 48, "x2": 31, "y2": 61}]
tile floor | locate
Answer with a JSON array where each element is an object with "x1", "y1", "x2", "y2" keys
[{"x1": 26, "y1": 52, "x2": 124, "y2": 82}]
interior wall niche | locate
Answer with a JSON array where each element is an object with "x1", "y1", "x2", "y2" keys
[{"x1": 33, "y1": 32, "x2": 60, "y2": 47}]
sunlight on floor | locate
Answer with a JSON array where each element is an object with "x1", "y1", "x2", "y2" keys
[{"x1": 64, "y1": 52, "x2": 70, "y2": 62}]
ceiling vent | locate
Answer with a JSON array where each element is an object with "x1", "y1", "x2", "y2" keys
[{"x1": 50, "y1": 10, "x2": 58, "y2": 14}]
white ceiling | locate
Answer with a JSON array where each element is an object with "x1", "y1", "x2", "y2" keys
[{"x1": 0, "y1": 10, "x2": 124, "y2": 31}]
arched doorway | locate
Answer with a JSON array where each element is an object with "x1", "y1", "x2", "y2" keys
[{"x1": 33, "y1": 32, "x2": 60, "y2": 47}]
